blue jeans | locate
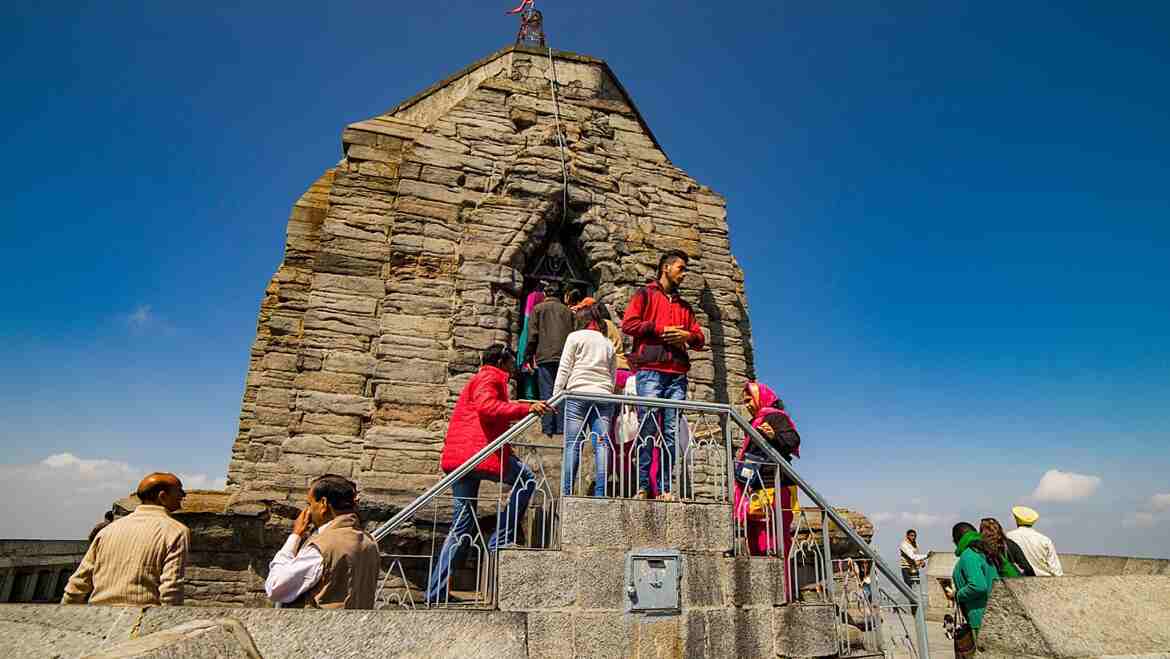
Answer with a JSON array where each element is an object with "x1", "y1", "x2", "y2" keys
[
  {"x1": 635, "y1": 370, "x2": 687, "y2": 493},
  {"x1": 537, "y1": 363, "x2": 563, "y2": 435},
  {"x1": 561, "y1": 398, "x2": 615, "y2": 497},
  {"x1": 425, "y1": 456, "x2": 535, "y2": 603}
]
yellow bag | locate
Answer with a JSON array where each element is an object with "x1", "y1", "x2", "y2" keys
[{"x1": 747, "y1": 485, "x2": 800, "y2": 519}]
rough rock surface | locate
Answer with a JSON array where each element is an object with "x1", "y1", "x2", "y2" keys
[
  {"x1": 135, "y1": 607, "x2": 527, "y2": 659},
  {"x1": 979, "y1": 575, "x2": 1170, "y2": 658},
  {"x1": 225, "y1": 45, "x2": 757, "y2": 509},
  {"x1": 1, "y1": 604, "x2": 140, "y2": 659},
  {"x1": 82, "y1": 619, "x2": 262, "y2": 659}
]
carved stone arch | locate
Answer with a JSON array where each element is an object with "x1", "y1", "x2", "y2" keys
[{"x1": 521, "y1": 220, "x2": 593, "y2": 297}]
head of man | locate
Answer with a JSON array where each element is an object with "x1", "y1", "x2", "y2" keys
[
  {"x1": 657, "y1": 250, "x2": 689, "y2": 291},
  {"x1": 951, "y1": 521, "x2": 978, "y2": 545},
  {"x1": 1011, "y1": 505, "x2": 1039, "y2": 528},
  {"x1": 104, "y1": 510, "x2": 115, "y2": 523},
  {"x1": 307, "y1": 475, "x2": 359, "y2": 527},
  {"x1": 564, "y1": 288, "x2": 583, "y2": 306},
  {"x1": 542, "y1": 281, "x2": 561, "y2": 299},
  {"x1": 136, "y1": 473, "x2": 186, "y2": 513},
  {"x1": 482, "y1": 343, "x2": 517, "y2": 377},
  {"x1": 905, "y1": 529, "x2": 918, "y2": 546}
]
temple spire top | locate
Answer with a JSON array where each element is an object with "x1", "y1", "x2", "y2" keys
[{"x1": 507, "y1": 0, "x2": 547, "y2": 48}]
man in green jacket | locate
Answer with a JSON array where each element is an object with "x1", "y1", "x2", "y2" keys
[{"x1": 947, "y1": 521, "x2": 1001, "y2": 634}]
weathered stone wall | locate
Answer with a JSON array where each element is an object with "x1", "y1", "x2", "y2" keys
[
  {"x1": 0, "y1": 540, "x2": 88, "y2": 603},
  {"x1": 226, "y1": 45, "x2": 756, "y2": 508}
]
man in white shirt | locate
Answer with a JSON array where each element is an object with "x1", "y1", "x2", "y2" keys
[
  {"x1": 265, "y1": 475, "x2": 379, "y2": 608},
  {"x1": 1006, "y1": 505, "x2": 1063, "y2": 577},
  {"x1": 898, "y1": 529, "x2": 928, "y2": 613}
]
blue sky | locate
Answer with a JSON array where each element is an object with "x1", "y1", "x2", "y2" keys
[{"x1": 1, "y1": 1, "x2": 1167, "y2": 564}]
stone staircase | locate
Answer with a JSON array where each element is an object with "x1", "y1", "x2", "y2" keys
[{"x1": 491, "y1": 495, "x2": 839, "y2": 658}]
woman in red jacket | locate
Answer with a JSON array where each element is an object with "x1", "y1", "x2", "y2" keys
[{"x1": 426, "y1": 344, "x2": 549, "y2": 604}]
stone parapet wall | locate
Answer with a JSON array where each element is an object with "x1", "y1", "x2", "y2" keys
[
  {"x1": 1, "y1": 603, "x2": 841, "y2": 659},
  {"x1": 226, "y1": 45, "x2": 756, "y2": 508},
  {"x1": 923, "y1": 549, "x2": 1170, "y2": 621},
  {"x1": 979, "y1": 575, "x2": 1170, "y2": 658}
]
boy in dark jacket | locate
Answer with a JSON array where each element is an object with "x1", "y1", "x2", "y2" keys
[{"x1": 621, "y1": 250, "x2": 705, "y2": 500}]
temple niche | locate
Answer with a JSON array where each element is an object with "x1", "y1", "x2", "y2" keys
[{"x1": 225, "y1": 45, "x2": 757, "y2": 509}]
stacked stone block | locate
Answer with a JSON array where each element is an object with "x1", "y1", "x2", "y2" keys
[
  {"x1": 497, "y1": 497, "x2": 837, "y2": 658},
  {"x1": 226, "y1": 45, "x2": 757, "y2": 508}
]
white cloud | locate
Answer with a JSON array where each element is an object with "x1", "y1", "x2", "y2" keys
[
  {"x1": 869, "y1": 511, "x2": 954, "y2": 528},
  {"x1": 1124, "y1": 512, "x2": 1157, "y2": 529},
  {"x1": 1151, "y1": 493, "x2": 1170, "y2": 512},
  {"x1": 178, "y1": 472, "x2": 227, "y2": 491},
  {"x1": 0, "y1": 453, "x2": 225, "y2": 539},
  {"x1": 1032, "y1": 469, "x2": 1101, "y2": 502}
]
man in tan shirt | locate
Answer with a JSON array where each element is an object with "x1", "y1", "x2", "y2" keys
[
  {"x1": 62, "y1": 473, "x2": 190, "y2": 606},
  {"x1": 265, "y1": 474, "x2": 380, "y2": 609}
]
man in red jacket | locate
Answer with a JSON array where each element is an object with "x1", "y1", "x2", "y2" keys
[
  {"x1": 621, "y1": 249, "x2": 705, "y2": 500},
  {"x1": 425, "y1": 343, "x2": 549, "y2": 604}
]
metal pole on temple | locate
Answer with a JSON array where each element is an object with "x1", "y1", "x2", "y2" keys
[{"x1": 508, "y1": 0, "x2": 547, "y2": 47}]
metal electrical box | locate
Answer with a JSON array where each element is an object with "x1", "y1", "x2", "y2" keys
[{"x1": 624, "y1": 549, "x2": 682, "y2": 613}]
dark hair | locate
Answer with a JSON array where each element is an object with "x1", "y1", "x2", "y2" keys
[
  {"x1": 310, "y1": 474, "x2": 358, "y2": 512},
  {"x1": 565, "y1": 288, "x2": 583, "y2": 306},
  {"x1": 574, "y1": 305, "x2": 604, "y2": 332},
  {"x1": 542, "y1": 280, "x2": 560, "y2": 296},
  {"x1": 657, "y1": 250, "x2": 689, "y2": 277},
  {"x1": 104, "y1": 511, "x2": 115, "y2": 522},
  {"x1": 482, "y1": 343, "x2": 516, "y2": 368},
  {"x1": 952, "y1": 521, "x2": 991, "y2": 557},
  {"x1": 595, "y1": 303, "x2": 612, "y2": 322}
]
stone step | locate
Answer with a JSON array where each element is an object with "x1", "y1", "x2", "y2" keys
[
  {"x1": 559, "y1": 495, "x2": 733, "y2": 554},
  {"x1": 495, "y1": 547, "x2": 787, "y2": 613}
]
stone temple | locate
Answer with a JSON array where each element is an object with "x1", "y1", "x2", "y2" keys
[
  {"x1": 7, "y1": 42, "x2": 1168, "y2": 659},
  {"x1": 226, "y1": 45, "x2": 757, "y2": 509}
]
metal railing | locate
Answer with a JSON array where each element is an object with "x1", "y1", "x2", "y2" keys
[
  {"x1": 832, "y1": 558, "x2": 925, "y2": 657},
  {"x1": 733, "y1": 406, "x2": 931, "y2": 658},
  {"x1": 368, "y1": 391, "x2": 930, "y2": 659}
]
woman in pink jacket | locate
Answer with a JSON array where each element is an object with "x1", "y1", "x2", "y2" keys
[{"x1": 733, "y1": 382, "x2": 801, "y2": 600}]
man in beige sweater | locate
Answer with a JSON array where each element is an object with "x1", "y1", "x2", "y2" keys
[{"x1": 62, "y1": 473, "x2": 190, "y2": 606}]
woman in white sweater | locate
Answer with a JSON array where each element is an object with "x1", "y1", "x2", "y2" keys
[{"x1": 553, "y1": 304, "x2": 617, "y2": 497}]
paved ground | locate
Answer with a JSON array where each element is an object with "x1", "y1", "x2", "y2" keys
[{"x1": 881, "y1": 612, "x2": 952, "y2": 658}]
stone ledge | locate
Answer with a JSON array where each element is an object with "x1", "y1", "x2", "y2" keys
[
  {"x1": 1, "y1": 604, "x2": 141, "y2": 659},
  {"x1": 560, "y1": 497, "x2": 732, "y2": 554},
  {"x1": 83, "y1": 619, "x2": 262, "y2": 659},
  {"x1": 980, "y1": 576, "x2": 1170, "y2": 658}
]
